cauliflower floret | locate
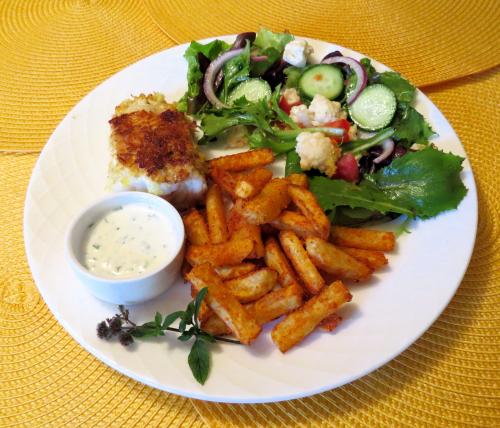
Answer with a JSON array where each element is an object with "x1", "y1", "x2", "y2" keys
[
  {"x1": 347, "y1": 124, "x2": 358, "y2": 141},
  {"x1": 283, "y1": 40, "x2": 314, "y2": 68},
  {"x1": 282, "y1": 87, "x2": 301, "y2": 104},
  {"x1": 290, "y1": 104, "x2": 313, "y2": 127},
  {"x1": 308, "y1": 94, "x2": 342, "y2": 126},
  {"x1": 295, "y1": 132, "x2": 340, "y2": 177}
]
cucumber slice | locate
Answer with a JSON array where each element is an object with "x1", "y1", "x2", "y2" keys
[
  {"x1": 227, "y1": 78, "x2": 272, "y2": 105},
  {"x1": 298, "y1": 64, "x2": 344, "y2": 100},
  {"x1": 348, "y1": 84, "x2": 397, "y2": 131}
]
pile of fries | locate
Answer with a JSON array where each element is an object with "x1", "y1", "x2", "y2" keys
[{"x1": 183, "y1": 148, "x2": 395, "y2": 352}]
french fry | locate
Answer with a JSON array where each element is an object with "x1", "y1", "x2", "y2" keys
[
  {"x1": 234, "y1": 168, "x2": 273, "y2": 199},
  {"x1": 305, "y1": 237, "x2": 373, "y2": 281},
  {"x1": 224, "y1": 268, "x2": 278, "y2": 303},
  {"x1": 331, "y1": 226, "x2": 395, "y2": 252},
  {"x1": 319, "y1": 313, "x2": 342, "y2": 332},
  {"x1": 201, "y1": 314, "x2": 232, "y2": 336},
  {"x1": 288, "y1": 185, "x2": 330, "y2": 239},
  {"x1": 187, "y1": 264, "x2": 261, "y2": 344},
  {"x1": 206, "y1": 184, "x2": 228, "y2": 244},
  {"x1": 287, "y1": 173, "x2": 308, "y2": 189},
  {"x1": 270, "y1": 210, "x2": 321, "y2": 239},
  {"x1": 239, "y1": 178, "x2": 290, "y2": 225},
  {"x1": 209, "y1": 148, "x2": 274, "y2": 172},
  {"x1": 215, "y1": 263, "x2": 257, "y2": 280},
  {"x1": 227, "y1": 206, "x2": 265, "y2": 258},
  {"x1": 210, "y1": 167, "x2": 239, "y2": 199},
  {"x1": 264, "y1": 237, "x2": 301, "y2": 288},
  {"x1": 203, "y1": 283, "x2": 304, "y2": 336},
  {"x1": 245, "y1": 282, "x2": 303, "y2": 325},
  {"x1": 183, "y1": 209, "x2": 210, "y2": 245},
  {"x1": 186, "y1": 238, "x2": 254, "y2": 266},
  {"x1": 271, "y1": 280, "x2": 352, "y2": 352},
  {"x1": 338, "y1": 247, "x2": 388, "y2": 271},
  {"x1": 279, "y1": 231, "x2": 325, "y2": 294}
]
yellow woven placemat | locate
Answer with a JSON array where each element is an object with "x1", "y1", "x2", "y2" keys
[
  {"x1": 144, "y1": 0, "x2": 500, "y2": 88},
  {"x1": 0, "y1": 0, "x2": 176, "y2": 152},
  {"x1": 191, "y1": 68, "x2": 500, "y2": 427},
  {"x1": 1, "y1": 1, "x2": 499, "y2": 426}
]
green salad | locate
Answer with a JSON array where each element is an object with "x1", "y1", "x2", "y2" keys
[{"x1": 178, "y1": 28, "x2": 467, "y2": 226}]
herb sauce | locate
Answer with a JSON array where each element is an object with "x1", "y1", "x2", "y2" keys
[{"x1": 83, "y1": 203, "x2": 172, "y2": 278}]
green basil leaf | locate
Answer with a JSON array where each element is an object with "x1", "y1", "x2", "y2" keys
[
  {"x1": 194, "y1": 288, "x2": 208, "y2": 321},
  {"x1": 188, "y1": 338, "x2": 210, "y2": 385},
  {"x1": 162, "y1": 311, "x2": 184, "y2": 329},
  {"x1": 154, "y1": 312, "x2": 162, "y2": 327}
]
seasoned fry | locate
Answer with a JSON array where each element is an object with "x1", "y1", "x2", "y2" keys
[
  {"x1": 206, "y1": 184, "x2": 228, "y2": 244},
  {"x1": 187, "y1": 264, "x2": 261, "y2": 344},
  {"x1": 209, "y1": 148, "x2": 274, "y2": 172},
  {"x1": 186, "y1": 238, "x2": 254, "y2": 266},
  {"x1": 331, "y1": 226, "x2": 395, "y2": 252},
  {"x1": 305, "y1": 237, "x2": 373, "y2": 281},
  {"x1": 338, "y1": 246, "x2": 388, "y2": 270},
  {"x1": 232, "y1": 224, "x2": 265, "y2": 258},
  {"x1": 279, "y1": 231, "x2": 325, "y2": 294},
  {"x1": 239, "y1": 178, "x2": 290, "y2": 225},
  {"x1": 270, "y1": 210, "x2": 321, "y2": 239},
  {"x1": 287, "y1": 173, "x2": 308, "y2": 189},
  {"x1": 288, "y1": 185, "x2": 330, "y2": 239},
  {"x1": 183, "y1": 209, "x2": 210, "y2": 245},
  {"x1": 234, "y1": 168, "x2": 273, "y2": 199},
  {"x1": 215, "y1": 263, "x2": 257, "y2": 280},
  {"x1": 319, "y1": 313, "x2": 342, "y2": 332},
  {"x1": 264, "y1": 237, "x2": 301, "y2": 288},
  {"x1": 210, "y1": 167, "x2": 239, "y2": 199},
  {"x1": 271, "y1": 280, "x2": 352, "y2": 352},
  {"x1": 201, "y1": 314, "x2": 232, "y2": 336},
  {"x1": 227, "y1": 206, "x2": 265, "y2": 258},
  {"x1": 224, "y1": 268, "x2": 278, "y2": 303},
  {"x1": 245, "y1": 283, "x2": 304, "y2": 325}
]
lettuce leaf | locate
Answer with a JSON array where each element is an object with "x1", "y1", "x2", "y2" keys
[
  {"x1": 310, "y1": 177, "x2": 414, "y2": 217},
  {"x1": 222, "y1": 42, "x2": 251, "y2": 102},
  {"x1": 310, "y1": 146, "x2": 467, "y2": 220},
  {"x1": 178, "y1": 39, "x2": 230, "y2": 111},
  {"x1": 377, "y1": 72, "x2": 415, "y2": 104},
  {"x1": 251, "y1": 28, "x2": 293, "y2": 75},
  {"x1": 365, "y1": 146, "x2": 467, "y2": 218},
  {"x1": 393, "y1": 104, "x2": 435, "y2": 146}
]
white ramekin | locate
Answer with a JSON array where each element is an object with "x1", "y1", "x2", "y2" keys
[{"x1": 66, "y1": 191, "x2": 185, "y2": 305}]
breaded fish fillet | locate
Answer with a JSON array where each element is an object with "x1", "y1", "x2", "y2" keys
[{"x1": 107, "y1": 93, "x2": 206, "y2": 208}]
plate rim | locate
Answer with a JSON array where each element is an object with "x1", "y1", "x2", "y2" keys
[{"x1": 23, "y1": 35, "x2": 478, "y2": 403}]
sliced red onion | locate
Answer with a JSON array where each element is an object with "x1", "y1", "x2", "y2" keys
[
  {"x1": 373, "y1": 138, "x2": 395, "y2": 164},
  {"x1": 203, "y1": 48, "x2": 244, "y2": 108},
  {"x1": 320, "y1": 56, "x2": 367, "y2": 104},
  {"x1": 251, "y1": 55, "x2": 269, "y2": 62}
]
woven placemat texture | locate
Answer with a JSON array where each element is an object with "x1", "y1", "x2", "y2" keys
[
  {"x1": 0, "y1": 0, "x2": 176, "y2": 152},
  {"x1": 144, "y1": 0, "x2": 500, "y2": 88},
  {"x1": 191, "y1": 68, "x2": 500, "y2": 427}
]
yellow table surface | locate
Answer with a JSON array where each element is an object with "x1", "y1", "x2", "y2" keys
[{"x1": 1, "y1": 1, "x2": 498, "y2": 426}]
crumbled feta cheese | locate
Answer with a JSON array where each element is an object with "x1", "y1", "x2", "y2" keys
[
  {"x1": 282, "y1": 88, "x2": 301, "y2": 105},
  {"x1": 290, "y1": 104, "x2": 313, "y2": 127},
  {"x1": 295, "y1": 132, "x2": 340, "y2": 177},
  {"x1": 283, "y1": 40, "x2": 313, "y2": 68},
  {"x1": 308, "y1": 94, "x2": 342, "y2": 126},
  {"x1": 348, "y1": 124, "x2": 358, "y2": 141}
]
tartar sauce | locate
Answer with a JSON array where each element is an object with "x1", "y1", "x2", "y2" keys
[{"x1": 82, "y1": 203, "x2": 173, "y2": 278}]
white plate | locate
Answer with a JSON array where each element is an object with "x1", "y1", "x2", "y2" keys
[{"x1": 24, "y1": 36, "x2": 477, "y2": 403}]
